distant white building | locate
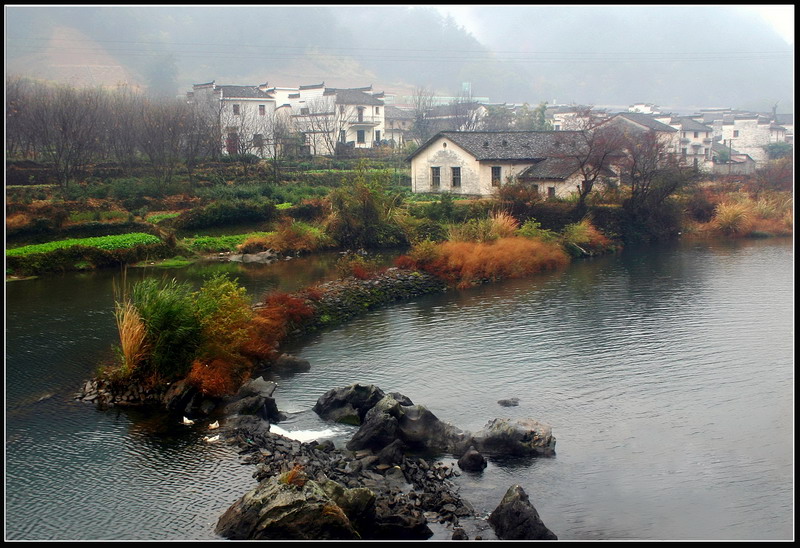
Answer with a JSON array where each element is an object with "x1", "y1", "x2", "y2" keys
[{"x1": 187, "y1": 81, "x2": 387, "y2": 157}]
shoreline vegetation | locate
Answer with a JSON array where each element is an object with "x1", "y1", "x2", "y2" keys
[{"x1": 8, "y1": 155, "x2": 792, "y2": 539}]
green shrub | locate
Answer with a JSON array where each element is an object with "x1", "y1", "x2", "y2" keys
[
  {"x1": 183, "y1": 231, "x2": 274, "y2": 253},
  {"x1": 517, "y1": 219, "x2": 559, "y2": 242},
  {"x1": 173, "y1": 199, "x2": 277, "y2": 230},
  {"x1": 131, "y1": 278, "x2": 201, "y2": 381}
]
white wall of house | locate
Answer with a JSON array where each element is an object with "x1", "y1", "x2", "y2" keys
[
  {"x1": 523, "y1": 172, "x2": 588, "y2": 199},
  {"x1": 410, "y1": 136, "x2": 535, "y2": 196},
  {"x1": 720, "y1": 117, "x2": 784, "y2": 166}
]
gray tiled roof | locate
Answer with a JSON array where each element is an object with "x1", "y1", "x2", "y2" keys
[
  {"x1": 385, "y1": 105, "x2": 414, "y2": 120},
  {"x1": 408, "y1": 130, "x2": 585, "y2": 162},
  {"x1": 614, "y1": 112, "x2": 677, "y2": 132},
  {"x1": 675, "y1": 117, "x2": 713, "y2": 132},
  {"x1": 519, "y1": 157, "x2": 616, "y2": 180},
  {"x1": 217, "y1": 85, "x2": 274, "y2": 99},
  {"x1": 330, "y1": 89, "x2": 384, "y2": 106}
]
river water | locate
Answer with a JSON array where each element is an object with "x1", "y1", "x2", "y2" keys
[{"x1": 5, "y1": 239, "x2": 793, "y2": 540}]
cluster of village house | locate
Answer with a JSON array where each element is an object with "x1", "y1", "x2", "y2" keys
[{"x1": 187, "y1": 81, "x2": 793, "y2": 198}]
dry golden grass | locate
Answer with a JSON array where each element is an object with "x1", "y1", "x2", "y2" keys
[
  {"x1": 114, "y1": 299, "x2": 149, "y2": 375},
  {"x1": 420, "y1": 237, "x2": 569, "y2": 289}
]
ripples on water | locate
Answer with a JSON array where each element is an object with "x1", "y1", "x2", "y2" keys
[
  {"x1": 6, "y1": 239, "x2": 793, "y2": 540},
  {"x1": 276, "y1": 240, "x2": 793, "y2": 540}
]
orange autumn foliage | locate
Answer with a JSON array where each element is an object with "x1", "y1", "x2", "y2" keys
[
  {"x1": 241, "y1": 292, "x2": 315, "y2": 362},
  {"x1": 186, "y1": 357, "x2": 247, "y2": 397},
  {"x1": 399, "y1": 237, "x2": 569, "y2": 289}
]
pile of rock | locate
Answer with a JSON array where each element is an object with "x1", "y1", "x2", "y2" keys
[{"x1": 216, "y1": 381, "x2": 558, "y2": 540}]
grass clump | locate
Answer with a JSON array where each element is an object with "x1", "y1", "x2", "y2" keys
[{"x1": 397, "y1": 236, "x2": 569, "y2": 289}]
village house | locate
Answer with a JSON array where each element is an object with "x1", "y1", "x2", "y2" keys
[
  {"x1": 187, "y1": 81, "x2": 281, "y2": 156},
  {"x1": 286, "y1": 83, "x2": 386, "y2": 155},
  {"x1": 718, "y1": 114, "x2": 786, "y2": 166},
  {"x1": 655, "y1": 116, "x2": 715, "y2": 171},
  {"x1": 407, "y1": 130, "x2": 614, "y2": 198},
  {"x1": 383, "y1": 105, "x2": 415, "y2": 147},
  {"x1": 187, "y1": 81, "x2": 387, "y2": 158},
  {"x1": 710, "y1": 141, "x2": 756, "y2": 175},
  {"x1": 605, "y1": 112, "x2": 681, "y2": 157}
]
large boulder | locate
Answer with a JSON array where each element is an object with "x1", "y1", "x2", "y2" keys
[
  {"x1": 273, "y1": 354, "x2": 311, "y2": 374},
  {"x1": 488, "y1": 484, "x2": 557, "y2": 540},
  {"x1": 457, "y1": 446, "x2": 487, "y2": 472},
  {"x1": 215, "y1": 471, "x2": 360, "y2": 540},
  {"x1": 223, "y1": 376, "x2": 283, "y2": 423},
  {"x1": 346, "y1": 410, "x2": 398, "y2": 452},
  {"x1": 472, "y1": 418, "x2": 556, "y2": 457},
  {"x1": 312, "y1": 384, "x2": 386, "y2": 425}
]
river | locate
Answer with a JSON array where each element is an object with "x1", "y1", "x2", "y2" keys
[{"x1": 5, "y1": 239, "x2": 793, "y2": 540}]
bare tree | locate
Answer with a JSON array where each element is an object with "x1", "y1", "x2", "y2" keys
[
  {"x1": 553, "y1": 110, "x2": 625, "y2": 212},
  {"x1": 448, "y1": 88, "x2": 483, "y2": 131},
  {"x1": 411, "y1": 86, "x2": 437, "y2": 143},
  {"x1": 135, "y1": 96, "x2": 187, "y2": 183},
  {"x1": 5, "y1": 76, "x2": 37, "y2": 159},
  {"x1": 295, "y1": 96, "x2": 346, "y2": 156},
  {"x1": 616, "y1": 128, "x2": 687, "y2": 211},
  {"x1": 27, "y1": 84, "x2": 104, "y2": 188}
]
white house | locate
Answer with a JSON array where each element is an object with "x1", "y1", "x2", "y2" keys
[
  {"x1": 407, "y1": 130, "x2": 609, "y2": 197},
  {"x1": 658, "y1": 116, "x2": 715, "y2": 171},
  {"x1": 384, "y1": 105, "x2": 415, "y2": 147},
  {"x1": 188, "y1": 81, "x2": 282, "y2": 157},
  {"x1": 719, "y1": 114, "x2": 786, "y2": 166},
  {"x1": 286, "y1": 84, "x2": 386, "y2": 155},
  {"x1": 606, "y1": 112, "x2": 681, "y2": 157},
  {"x1": 188, "y1": 81, "x2": 387, "y2": 158}
]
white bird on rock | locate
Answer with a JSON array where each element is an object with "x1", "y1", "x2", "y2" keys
[
  {"x1": 208, "y1": 421, "x2": 219, "y2": 430},
  {"x1": 203, "y1": 435, "x2": 220, "y2": 443},
  {"x1": 182, "y1": 416, "x2": 195, "y2": 425}
]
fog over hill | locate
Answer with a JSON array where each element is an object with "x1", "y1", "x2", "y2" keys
[{"x1": 5, "y1": 5, "x2": 793, "y2": 113}]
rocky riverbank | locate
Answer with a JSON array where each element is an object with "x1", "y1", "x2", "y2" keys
[
  {"x1": 75, "y1": 266, "x2": 558, "y2": 540},
  {"x1": 215, "y1": 379, "x2": 558, "y2": 540}
]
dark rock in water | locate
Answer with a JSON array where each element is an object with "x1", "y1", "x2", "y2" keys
[
  {"x1": 472, "y1": 418, "x2": 556, "y2": 457},
  {"x1": 346, "y1": 410, "x2": 398, "y2": 451},
  {"x1": 223, "y1": 394, "x2": 282, "y2": 423},
  {"x1": 162, "y1": 380, "x2": 198, "y2": 413},
  {"x1": 224, "y1": 377, "x2": 283, "y2": 423},
  {"x1": 313, "y1": 384, "x2": 386, "y2": 425},
  {"x1": 377, "y1": 439, "x2": 406, "y2": 465},
  {"x1": 497, "y1": 397, "x2": 520, "y2": 407},
  {"x1": 488, "y1": 484, "x2": 557, "y2": 540},
  {"x1": 215, "y1": 473, "x2": 360, "y2": 540},
  {"x1": 457, "y1": 446, "x2": 487, "y2": 472},
  {"x1": 273, "y1": 354, "x2": 311, "y2": 373},
  {"x1": 235, "y1": 377, "x2": 277, "y2": 399}
]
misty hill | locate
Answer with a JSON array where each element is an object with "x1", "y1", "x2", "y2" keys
[{"x1": 5, "y1": 6, "x2": 793, "y2": 112}]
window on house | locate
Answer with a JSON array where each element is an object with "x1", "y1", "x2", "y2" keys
[
  {"x1": 357, "y1": 130, "x2": 365, "y2": 144},
  {"x1": 491, "y1": 166, "x2": 502, "y2": 186},
  {"x1": 375, "y1": 130, "x2": 381, "y2": 142},
  {"x1": 339, "y1": 105, "x2": 345, "y2": 115},
  {"x1": 681, "y1": 148, "x2": 687, "y2": 156},
  {"x1": 553, "y1": 124, "x2": 561, "y2": 131},
  {"x1": 339, "y1": 130, "x2": 347, "y2": 143},
  {"x1": 232, "y1": 104, "x2": 240, "y2": 115},
  {"x1": 733, "y1": 130, "x2": 739, "y2": 137},
  {"x1": 357, "y1": 107, "x2": 365, "y2": 122},
  {"x1": 253, "y1": 134, "x2": 264, "y2": 148},
  {"x1": 451, "y1": 167, "x2": 461, "y2": 187},
  {"x1": 547, "y1": 187, "x2": 556, "y2": 198},
  {"x1": 375, "y1": 107, "x2": 380, "y2": 115},
  {"x1": 300, "y1": 107, "x2": 309, "y2": 115},
  {"x1": 694, "y1": 131, "x2": 699, "y2": 138},
  {"x1": 431, "y1": 167, "x2": 441, "y2": 188},
  {"x1": 259, "y1": 104, "x2": 266, "y2": 116},
  {"x1": 532, "y1": 184, "x2": 540, "y2": 195}
]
